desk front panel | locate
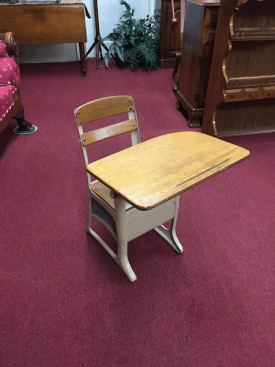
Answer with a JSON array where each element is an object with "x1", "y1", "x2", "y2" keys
[{"x1": 0, "y1": 4, "x2": 87, "y2": 44}]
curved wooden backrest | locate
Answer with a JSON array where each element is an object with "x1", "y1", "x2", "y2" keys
[
  {"x1": 74, "y1": 95, "x2": 140, "y2": 147},
  {"x1": 74, "y1": 96, "x2": 141, "y2": 190},
  {"x1": 75, "y1": 95, "x2": 141, "y2": 206},
  {"x1": 75, "y1": 95, "x2": 136, "y2": 125}
]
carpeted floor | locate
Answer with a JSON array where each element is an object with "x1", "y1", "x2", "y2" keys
[{"x1": 0, "y1": 59, "x2": 275, "y2": 366}]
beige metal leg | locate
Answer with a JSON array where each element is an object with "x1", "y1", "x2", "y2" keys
[
  {"x1": 85, "y1": 194, "x2": 136, "y2": 281},
  {"x1": 154, "y1": 223, "x2": 183, "y2": 254},
  {"x1": 86, "y1": 194, "x2": 181, "y2": 282},
  {"x1": 154, "y1": 195, "x2": 183, "y2": 254},
  {"x1": 115, "y1": 196, "x2": 137, "y2": 282},
  {"x1": 86, "y1": 196, "x2": 93, "y2": 234},
  {"x1": 86, "y1": 196, "x2": 118, "y2": 262}
]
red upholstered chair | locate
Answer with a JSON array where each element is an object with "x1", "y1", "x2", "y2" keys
[{"x1": 0, "y1": 32, "x2": 37, "y2": 135}]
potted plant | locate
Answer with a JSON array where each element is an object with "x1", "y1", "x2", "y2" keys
[{"x1": 101, "y1": 0, "x2": 160, "y2": 70}]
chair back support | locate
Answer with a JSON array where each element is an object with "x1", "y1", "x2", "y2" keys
[
  {"x1": 74, "y1": 95, "x2": 140, "y2": 186},
  {"x1": 75, "y1": 95, "x2": 136, "y2": 124},
  {"x1": 79, "y1": 118, "x2": 138, "y2": 146}
]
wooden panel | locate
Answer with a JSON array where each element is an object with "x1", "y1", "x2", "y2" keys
[
  {"x1": 177, "y1": 1, "x2": 205, "y2": 104},
  {"x1": 87, "y1": 132, "x2": 249, "y2": 211},
  {"x1": 262, "y1": 86, "x2": 275, "y2": 98},
  {"x1": 81, "y1": 120, "x2": 137, "y2": 146},
  {"x1": 215, "y1": 99, "x2": 275, "y2": 136},
  {"x1": 90, "y1": 179, "x2": 133, "y2": 211},
  {"x1": 75, "y1": 96, "x2": 135, "y2": 125},
  {"x1": 176, "y1": 0, "x2": 219, "y2": 127},
  {"x1": 224, "y1": 87, "x2": 261, "y2": 101},
  {"x1": 203, "y1": 28, "x2": 217, "y2": 44},
  {"x1": 90, "y1": 181, "x2": 114, "y2": 209},
  {"x1": 233, "y1": 0, "x2": 275, "y2": 39},
  {"x1": 0, "y1": 4, "x2": 87, "y2": 44},
  {"x1": 202, "y1": 0, "x2": 275, "y2": 137},
  {"x1": 160, "y1": 0, "x2": 182, "y2": 68},
  {"x1": 225, "y1": 41, "x2": 275, "y2": 80},
  {"x1": 204, "y1": 7, "x2": 220, "y2": 26}
]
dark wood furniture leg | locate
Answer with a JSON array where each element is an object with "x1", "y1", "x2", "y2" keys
[
  {"x1": 176, "y1": 92, "x2": 203, "y2": 127},
  {"x1": 14, "y1": 106, "x2": 32, "y2": 132},
  {"x1": 79, "y1": 42, "x2": 86, "y2": 77},
  {"x1": 173, "y1": 56, "x2": 181, "y2": 91}
]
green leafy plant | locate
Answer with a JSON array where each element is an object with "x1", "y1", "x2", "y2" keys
[{"x1": 101, "y1": 0, "x2": 160, "y2": 70}]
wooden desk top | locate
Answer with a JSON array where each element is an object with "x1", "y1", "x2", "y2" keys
[{"x1": 87, "y1": 132, "x2": 249, "y2": 211}]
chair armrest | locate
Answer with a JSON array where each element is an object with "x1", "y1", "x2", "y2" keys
[{"x1": 0, "y1": 32, "x2": 19, "y2": 65}]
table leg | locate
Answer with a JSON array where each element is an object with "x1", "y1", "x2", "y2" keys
[{"x1": 79, "y1": 42, "x2": 86, "y2": 77}]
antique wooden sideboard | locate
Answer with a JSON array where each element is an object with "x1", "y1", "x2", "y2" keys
[
  {"x1": 176, "y1": 0, "x2": 220, "y2": 127},
  {"x1": 202, "y1": 0, "x2": 275, "y2": 137},
  {"x1": 177, "y1": 0, "x2": 275, "y2": 137},
  {"x1": 0, "y1": 1, "x2": 87, "y2": 76}
]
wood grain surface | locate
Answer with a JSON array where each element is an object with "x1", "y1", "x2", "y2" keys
[
  {"x1": 87, "y1": 132, "x2": 250, "y2": 210},
  {"x1": 176, "y1": 0, "x2": 220, "y2": 127},
  {"x1": 201, "y1": 0, "x2": 275, "y2": 137},
  {"x1": 81, "y1": 120, "x2": 137, "y2": 146},
  {"x1": 0, "y1": 5, "x2": 87, "y2": 44},
  {"x1": 75, "y1": 96, "x2": 135, "y2": 125}
]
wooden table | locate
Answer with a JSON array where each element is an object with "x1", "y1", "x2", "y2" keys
[
  {"x1": 0, "y1": 1, "x2": 87, "y2": 76},
  {"x1": 87, "y1": 132, "x2": 249, "y2": 211}
]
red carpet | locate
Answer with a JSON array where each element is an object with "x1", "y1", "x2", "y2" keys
[{"x1": 0, "y1": 59, "x2": 275, "y2": 366}]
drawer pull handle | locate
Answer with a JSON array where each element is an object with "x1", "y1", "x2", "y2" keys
[
  {"x1": 231, "y1": 94, "x2": 235, "y2": 99},
  {"x1": 250, "y1": 93, "x2": 254, "y2": 97},
  {"x1": 268, "y1": 92, "x2": 273, "y2": 96}
]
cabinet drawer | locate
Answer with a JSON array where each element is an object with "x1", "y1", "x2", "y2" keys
[
  {"x1": 244, "y1": 88, "x2": 261, "y2": 100},
  {"x1": 224, "y1": 89, "x2": 243, "y2": 101},
  {"x1": 262, "y1": 86, "x2": 275, "y2": 99},
  {"x1": 223, "y1": 86, "x2": 275, "y2": 102},
  {"x1": 224, "y1": 88, "x2": 261, "y2": 102}
]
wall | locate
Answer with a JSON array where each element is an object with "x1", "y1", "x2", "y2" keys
[{"x1": 19, "y1": 0, "x2": 158, "y2": 64}]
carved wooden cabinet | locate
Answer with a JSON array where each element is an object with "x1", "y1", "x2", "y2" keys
[
  {"x1": 176, "y1": 0, "x2": 220, "y2": 127},
  {"x1": 160, "y1": 0, "x2": 183, "y2": 68},
  {"x1": 202, "y1": 0, "x2": 275, "y2": 137}
]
